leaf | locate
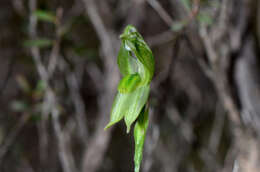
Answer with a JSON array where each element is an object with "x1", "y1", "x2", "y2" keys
[
  {"x1": 34, "y1": 10, "x2": 56, "y2": 23},
  {"x1": 35, "y1": 80, "x2": 47, "y2": 92},
  {"x1": 34, "y1": 80, "x2": 47, "y2": 99},
  {"x1": 171, "y1": 21, "x2": 186, "y2": 32},
  {"x1": 197, "y1": 13, "x2": 213, "y2": 26},
  {"x1": 180, "y1": 0, "x2": 191, "y2": 11},
  {"x1": 30, "y1": 113, "x2": 42, "y2": 122},
  {"x1": 134, "y1": 106, "x2": 149, "y2": 172},
  {"x1": 23, "y1": 38, "x2": 53, "y2": 48},
  {"x1": 118, "y1": 74, "x2": 141, "y2": 93},
  {"x1": 11, "y1": 101, "x2": 29, "y2": 112},
  {"x1": 124, "y1": 85, "x2": 150, "y2": 133}
]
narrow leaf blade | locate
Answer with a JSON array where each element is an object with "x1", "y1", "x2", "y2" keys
[
  {"x1": 34, "y1": 10, "x2": 56, "y2": 23},
  {"x1": 180, "y1": 0, "x2": 191, "y2": 11},
  {"x1": 134, "y1": 106, "x2": 149, "y2": 172},
  {"x1": 197, "y1": 12, "x2": 213, "y2": 26},
  {"x1": 23, "y1": 38, "x2": 53, "y2": 48}
]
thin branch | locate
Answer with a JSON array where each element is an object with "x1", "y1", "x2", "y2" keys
[
  {"x1": 51, "y1": 105, "x2": 78, "y2": 172},
  {"x1": 183, "y1": 35, "x2": 213, "y2": 79},
  {"x1": 146, "y1": 0, "x2": 173, "y2": 27},
  {"x1": 0, "y1": 113, "x2": 30, "y2": 165},
  {"x1": 0, "y1": 56, "x2": 16, "y2": 96},
  {"x1": 47, "y1": 8, "x2": 63, "y2": 76},
  {"x1": 146, "y1": 0, "x2": 200, "y2": 48},
  {"x1": 38, "y1": 8, "x2": 63, "y2": 167},
  {"x1": 147, "y1": 30, "x2": 176, "y2": 47},
  {"x1": 37, "y1": 97, "x2": 49, "y2": 169},
  {"x1": 209, "y1": 102, "x2": 225, "y2": 154},
  {"x1": 66, "y1": 68, "x2": 89, "y2": 141},
  {"x1": 28, "y1": 1, "x2": 77, "y2": 172},
  {"x1": 212, "y1": 0, "x2": 230, "y2": 42},
  {"x1": 200, "y1": 26, "x2": 241, "y2": 126},
  {"x1": 81, "y1": 0, "x2": 119, "y2": 172}
]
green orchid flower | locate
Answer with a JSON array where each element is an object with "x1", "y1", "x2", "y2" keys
[{"x1": 104, "y1": 25, "x2": 154, "y2": 172}]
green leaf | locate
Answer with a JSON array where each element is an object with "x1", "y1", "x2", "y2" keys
[
  {"x1": 23, "y1": 38, "x2": 53, "y2": 48},
  {"x1": 11, "y1": 101, "x2": 29, "y2": 112},
  {"x1": 180, "y1": 0, "x2": 191, "y2": 11},
  {"x1": 197, "y1": 13, "x2": 213, "y2": 26},
  {"x1": 30, "y1": 113, "x2": 42, "y2": 122},
  {"x1": 34, "y1": 10, "x2": 56, "y2": 23},
  {"x1": 124, "y1": 85, "x2": 150, "y2": 133},
  {"x1": 34, "y1": 80, "x2": 46, "y2": 99},
  {"x1": 171, "y1": 21, "x2": 186, "y2": 32},
  {"x1": 35, "y1": 80, "x2": 47, "y2": 92},
  {"x1": 118, "y1": 74, "x2": 141, "y2": 93},
  {"x1": 134, "y1": 106, "x2": 149, "y2": 172}
]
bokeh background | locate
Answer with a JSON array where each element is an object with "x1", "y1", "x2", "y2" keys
[{"x1": 0, "y1": 0, "x2": 260, "y2": 172}]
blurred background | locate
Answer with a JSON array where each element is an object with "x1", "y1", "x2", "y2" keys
[{"x1": 0, "y1": 0, "x2": 260, "y2": 171}]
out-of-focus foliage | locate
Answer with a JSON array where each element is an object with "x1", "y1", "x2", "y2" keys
[
  {"x1": 23, "y1": 39, "x2": 53, "y2": 48},
  {"x1": 34, "y1": 10, "x2": 56, "y2": 23}
]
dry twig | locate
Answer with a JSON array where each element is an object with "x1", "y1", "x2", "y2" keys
[{"x1": 81, "y1": 0, "x2": 119, "y2": 172}]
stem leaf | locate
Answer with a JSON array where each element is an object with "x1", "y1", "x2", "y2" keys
[
  {"x1": 34, "y1": 10, "x2": 56, "y2": 23},
  {"x1": 134, "y1": 106, "x2": 149, "y2": 172}
]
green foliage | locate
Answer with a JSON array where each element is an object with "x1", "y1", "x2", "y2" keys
[
  {"x1": 171, "y1": 21, "x2": 187, "y2": 31},
  {"x1": 180, "y1": 0, "x2": 191, "y2": 11},
  {"x1": 11, "y1": 100, "x2": 29, "y2": 112},
  {"x1": 104, "y1": 25, "x2": 154, "y2": 172},
  {"x1": 175, "y1": 0, "x2": 214, "y2": 30},
  {"x1": 134, "y1": 106, "x2": 149, "y2": 172},
  {"x1": 11, "y1": 77, "x2": 46, "y2": 123},
  {"x1": 34, "y1": 10, "x2": 56, "y2": 23},
  {"x1": 23, "y1": 38, "x2": 53, "y2": 48},
  {"x1": 197, "y1": 12, "x2": 213, "y2": 26}
]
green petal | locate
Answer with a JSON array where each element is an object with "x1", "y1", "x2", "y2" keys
[
  {"x1": 105, "y1": 85, "x2": 149, "y2": 131},
  {"x1": 124, "y1": 85, "x2": 150, "y2": 133},
  {"x1": 118, "y1": 74, "x2": 141, "y2": 93},
  {"x1": 123, "y1": 34, "x2": 154, "y2": 85},
  {"x1": 117, "y1": 44, "x2": 138, "y2": 76},
  {"x1": 104, "y1": 92, "x2": 131, "y2": 130}
]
